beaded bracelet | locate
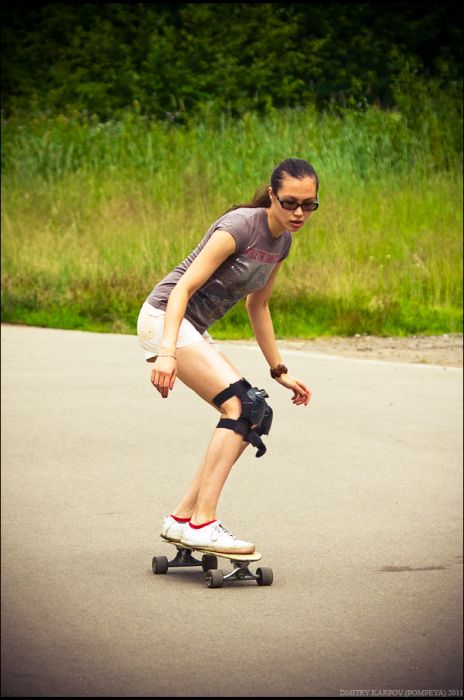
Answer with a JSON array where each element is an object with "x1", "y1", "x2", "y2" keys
[{"x1": 270, "y1": 363, "x2": 288, "y2": 378}]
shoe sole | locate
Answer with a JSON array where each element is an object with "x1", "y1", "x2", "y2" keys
[
  {"x1": 160, "y1": 533, "x2": 182, "y2": 544},
  {"x1": 179, "y1": 541, "x2": 255, "y2": 555},
  {"x1": 161, "y1": 532, "x2": 255, "y2": 555}
]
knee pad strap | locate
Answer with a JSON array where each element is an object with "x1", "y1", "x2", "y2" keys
[
  {"x1": 216, "y1": 418, "x2": 268, "y2": 458},
  {"x1": 212, "y1": 379, "x2": 251, "y2": 409},
  {"x1": 213, "y1": 378, "x2": 273, "y2": 458}
]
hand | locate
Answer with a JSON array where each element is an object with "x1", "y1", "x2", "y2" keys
[
  {"x1": 151, "y1": 355, "x2": 177, "y2": 398},
  {"x1": 275, "y1": 373, "x2": 311, "y2": 406}
]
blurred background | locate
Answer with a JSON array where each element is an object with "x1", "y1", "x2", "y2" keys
[{"x1": 1, "y1": 2, "x2": 462, "y2": 338}]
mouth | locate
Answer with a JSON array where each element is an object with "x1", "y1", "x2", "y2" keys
[{"x1": 290, "y1": 220, "x2": 304, "y2": 228}]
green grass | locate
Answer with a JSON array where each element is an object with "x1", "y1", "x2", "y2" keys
[{"x1": 1, "y1": 102, "x2": 462, "y2": 337}]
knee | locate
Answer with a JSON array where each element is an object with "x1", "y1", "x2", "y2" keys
[
  {"x1": 220, "y1": 395, "x2": 242, "y2": 421},
  {"x1": 212, "y1": 379, "x2": 273, "y2": 458}
]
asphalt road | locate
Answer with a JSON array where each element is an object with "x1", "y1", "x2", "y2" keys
[{"x1": 1, "y1": 324, "x2": 463, "y2": 697}]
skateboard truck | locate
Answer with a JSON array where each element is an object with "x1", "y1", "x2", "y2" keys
[
  {"x1": 152, "y1": 544, "x2": 273, "y2": 588},
  {"x1": 164, "y1": 548, "x2": 204, "y2": 569}
]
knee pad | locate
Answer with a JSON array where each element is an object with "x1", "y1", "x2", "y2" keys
[{"x1": 212, "y1": 378, "x2": 273, "y2": 457}]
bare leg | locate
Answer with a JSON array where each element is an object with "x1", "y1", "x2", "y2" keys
[
  {"x1": 172, "y1": 441, "x2": 248, "y2": 519},
  {"x1": 170, "y1": 340, "x2": 249, "y2": 524}
]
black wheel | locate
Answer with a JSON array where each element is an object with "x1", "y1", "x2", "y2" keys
[
  {"x1": 256, "y1": 567, "x2": 273, "y2": 586},
  {"x1": 205, "y1": 569, "x2": 224, "y2": 588},
  {"x1": 152, "y1": 555, "x2": 169, "y2": 574},
  {"x1": 201, "y1": 554, "x2": 218, "y2": 572}
]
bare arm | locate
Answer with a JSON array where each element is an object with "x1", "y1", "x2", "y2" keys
[
  {"x1": 246, "y1": 264, "x2": 311, "y2": 406},
  {"x1": 245, "y1": 263, "x2": 284, "y2": 370},
  {"x1": 151, "y1": 229, "x2": 236, "y2": 398}
]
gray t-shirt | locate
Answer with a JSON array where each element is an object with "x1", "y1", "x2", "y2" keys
[{"x1": 146, "y1": 207, "x2": 292, "y2": 333}]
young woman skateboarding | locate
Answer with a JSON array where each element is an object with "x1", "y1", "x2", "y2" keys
[{"x1": 137, "y1": 158, "x2": 318, "y2": 554}]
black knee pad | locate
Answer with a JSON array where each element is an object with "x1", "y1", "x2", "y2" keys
[{"x1": 212, "y1": 378, "x2": 273, "y2": 457}]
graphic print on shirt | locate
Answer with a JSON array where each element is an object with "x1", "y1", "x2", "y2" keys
[{"x1": 244, "y1": 247, "x2": 282, "y2": 265}]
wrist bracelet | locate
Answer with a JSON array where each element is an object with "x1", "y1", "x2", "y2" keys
[
  {"x1": 270, "y1": 363, "x2": 288, "y2": 378},
  {"x1": 157, "y1": 354, "x2": 177, "y2": 360}
]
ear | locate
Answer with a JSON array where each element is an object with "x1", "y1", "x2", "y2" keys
[{"x1": 268, "y1": 186, "x2": 273, "y2": 199}]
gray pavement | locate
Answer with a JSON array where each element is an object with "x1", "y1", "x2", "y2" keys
[{"x1": 1, "y1": 324, "x2": 463, "y2": 697}]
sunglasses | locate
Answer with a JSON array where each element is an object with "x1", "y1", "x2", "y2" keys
[{"x1": 275, "y1": 194, "x2": 319, "y2": 212}]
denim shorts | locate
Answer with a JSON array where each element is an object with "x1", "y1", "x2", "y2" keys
[{"x1": 137, "y1": 301, "x2": 219, "y2": 361}]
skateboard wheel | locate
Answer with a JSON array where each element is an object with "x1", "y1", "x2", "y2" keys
[
  {"x1": 201, "y1": 554, "x2": 218, "y2": 572},
  {"x1": 256, "y1": 567, "x2": 273, "y2": 586},
  {"x1": 205, "y1": 569, "x2": 224, "y2": 588},
  {"x1": 152, "y1": 555, "x2": 169, "y2": 575}
]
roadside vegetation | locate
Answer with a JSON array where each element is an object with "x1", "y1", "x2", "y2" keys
[{"x1": 2, "y1": 4, "x2": 462, "y2": 337}]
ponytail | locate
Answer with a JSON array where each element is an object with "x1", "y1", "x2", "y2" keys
[{"x1": 225, "y1": 183, "x2": 271, "y2": 214}]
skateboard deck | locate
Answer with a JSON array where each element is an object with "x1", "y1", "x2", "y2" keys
[{"x1": 152, "y1": 539, "x2": 272, "y2": 588}]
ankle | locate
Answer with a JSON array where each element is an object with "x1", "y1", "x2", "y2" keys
[
  {"x1": 190, "y1": 513, "x2": 217, "y2": 527},
  {"x1": 173, "y1": 503, "x2": 196, "y2": 519}
]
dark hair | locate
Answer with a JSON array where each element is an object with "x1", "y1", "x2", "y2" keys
[{"x1": 226, "y1": 158, "x2": 319, "y2": 212}]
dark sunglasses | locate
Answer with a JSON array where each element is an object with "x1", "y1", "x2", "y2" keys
[{"x1": 275, "y1": 195, "x2": 319, "y2": 212}]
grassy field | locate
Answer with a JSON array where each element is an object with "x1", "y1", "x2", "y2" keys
[{"x1": 1, "y1": 102, "x2": 462, "y2": 338}]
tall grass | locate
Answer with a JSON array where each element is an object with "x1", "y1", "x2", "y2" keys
[{"x1": 1, "y1": 101, "x2": 462, "y2": 337}]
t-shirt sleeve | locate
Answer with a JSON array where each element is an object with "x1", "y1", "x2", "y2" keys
[{"x1": 212, "y1": 211, "x2": 250, "y2": 254}]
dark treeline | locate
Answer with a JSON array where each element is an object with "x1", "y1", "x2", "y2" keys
[{"x1": 1, "y1": 2, "x2": 462, "y2": 120}]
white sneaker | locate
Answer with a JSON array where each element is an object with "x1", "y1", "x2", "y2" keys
[
  {"x1": 180, "y1": 520, "x2": 255, "y2": 554},
  {"x1": 160, "y1": 515, "x2": 188, "y2": 543}
]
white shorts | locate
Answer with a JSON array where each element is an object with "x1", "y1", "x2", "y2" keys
[{"x1": 137, "y1": 301, "x2": 220, "y2": 361}]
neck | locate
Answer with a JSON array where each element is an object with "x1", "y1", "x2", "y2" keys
[{"x1": 265, "y1": 208, "x2": 286, "y2": 238}]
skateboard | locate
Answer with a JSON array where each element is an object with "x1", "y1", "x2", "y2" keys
[{"x1": 152, "y1": 541, "x2": 273, "y2": 588}]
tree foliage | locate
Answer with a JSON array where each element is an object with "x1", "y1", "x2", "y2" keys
[{"x1": 1, "y1": 2, "x2": 462, "y2": 119}]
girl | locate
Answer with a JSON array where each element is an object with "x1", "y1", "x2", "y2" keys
[{"x1": 137, "y1": 158, "x2": 318, "y2": 554}]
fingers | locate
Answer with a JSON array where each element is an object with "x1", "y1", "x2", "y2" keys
[
  {"x1": 152, "y1": 373, "x2": 174, "y2": 398},
  {"x1": 151, "y1": 366, "x2": 177, "y2": 398},
  {"x1": 291, "y1": 381, "x2": 311, "y2": 406}
]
